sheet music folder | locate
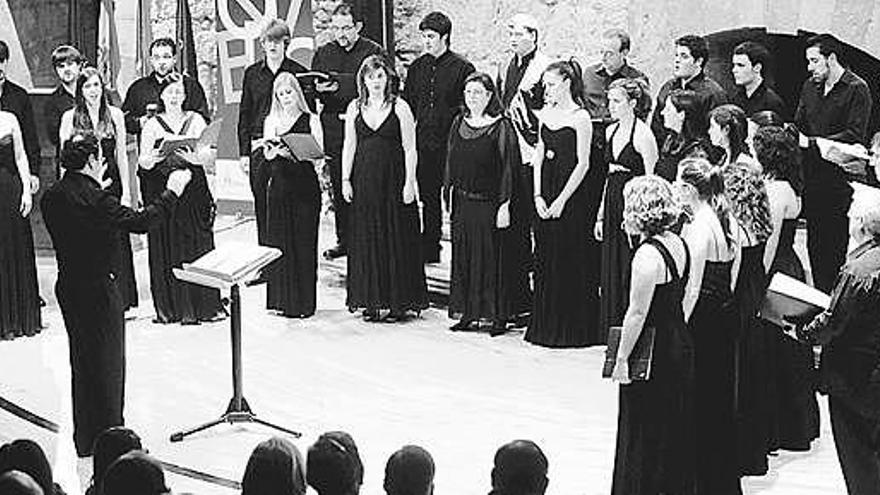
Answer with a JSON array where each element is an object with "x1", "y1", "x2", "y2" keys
[
  {"x1": 603, "y1": 325, "x2": 656, "y2": 381},
  {"x1": 280, "y1": 133, "x2": 325, "y2": 160},
  {"x1": 173, "y1": 242, "x2": 281, "y2": 290},
  {"x1": 759, "y1": 273, "x2": 830, "y2": 328}
]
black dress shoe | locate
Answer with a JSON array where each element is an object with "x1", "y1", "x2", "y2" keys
[
  {"x1": 490, "y1": 321, "x2": 509, "y2": 337},
  {"x1": 363, "y1": 309, "x2": 380, "y2": 322},
  {"x1": 384, "y1": 310, "x2": 408, "y2": 323},
  {"x1": 450, "y1": 319, "x2": 473, "y2": 331},
  {"x1": 323, "y1": 244, "x2": 347, "y2": 260}
]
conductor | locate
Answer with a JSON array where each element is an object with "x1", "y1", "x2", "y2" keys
[{"x1": 41, "y1": 133, "x2": 192, "y2": 456}]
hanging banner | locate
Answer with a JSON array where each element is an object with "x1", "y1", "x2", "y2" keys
[{"x1": 214, "y1": 0, "x2": 315, "y2": 204}]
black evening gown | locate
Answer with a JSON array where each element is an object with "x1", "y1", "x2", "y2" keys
[
  {"x1": 142, "y1": 114, "x2": 222, "y2": 323},
  {"x1": 612, "y1": 235, "x2": 696, "y2": 495},
  {"x1": 769, "y1": 218, "x2": 819, "y2": 451},
  {"x1": 265, "y1": 113, "x2": 321, "y2": 317},
  {"x1": 100, "y1": 134, "x2": 139, "y2": 311},
  {"x1": 734, "y1": 240, "x2": 774, "y2": 476},
  {"x1": 446, "y1": 116, "x2": 532, "y2": 324},
  {"x1": 346, "y1": 107, "x2": 427, "y2": 314},
  {"x1": 599, "y1": 121, "x2": 645, "y2": 343},
  {"x1": 691, "y1": 258, "x2": 742, "y2": 494},
  {"x1": 0, "y1": 133, "x2": 41, "y2": 339},
  {"x1": 525, "y1": 124, "x2": 597, "y2": 347}
]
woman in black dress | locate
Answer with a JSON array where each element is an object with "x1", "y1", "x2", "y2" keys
[
  {"x1": 597, "y1": 78, "x2": 657, "y2": 344},
  {"x1": 655, "y1": 90, "x2": 712, "y2": 182},
  {"x1": 60, "y1": 67, "x2": 137, "y2": 311},
  {"x1": 525, "y1": 60, "x2": 596, "y2": 348},
  {"x1": 0, "y1": 110, "x2": 41, "y2": 339},
  {"x1": 754, "y1": 126, "x2": 819, "y2": 452},
  {"x1": 677, "y1": 157, "x2": 743, "y2": 495},
  {"x1": 611, "y1": 175, "x2": 695, "y2": 495},
  {"x1": 261, "y1": 72, "x2": 322, "y2": 318},
  {"x1": 445, "y1": 72, "x2": 531, "y2": 335},
  {"x1": 138, "y1": 77, "x2": 223, "y2": 324},
  {"x1": 722, "y1": 161, "x2": 774, "y2": 475},
  {"x1": 342, "y1": 55, "x2": 426, "y2": 321}
]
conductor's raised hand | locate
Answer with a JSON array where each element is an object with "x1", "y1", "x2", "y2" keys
[
  {"x1": 342, "y1": 179, "x2": 353, "y2": 203},
  {"x1": 166, "y1": 168, "x2": 193, "y2": 196}
]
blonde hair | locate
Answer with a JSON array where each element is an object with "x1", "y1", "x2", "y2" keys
[
  {"x1": 623, "y1": 175, "x2": 682, "y2": 237},
  {"x1": 269, "y1": 72, "x2": 310, "y2": 117}
]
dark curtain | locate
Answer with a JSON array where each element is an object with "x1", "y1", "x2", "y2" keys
[
  {"x1": 352, "y1": 0, "x2": 394, "y2": 57},
  {"x1": 68, "y1": 0, "x2": 100, "y2": 67}
]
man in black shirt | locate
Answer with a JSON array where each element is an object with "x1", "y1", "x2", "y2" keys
[
  {"x1": 42, "y1": 135, "x2": 191, "y2": 456},
  {"x1": 794, "y1": 33, "x2": 872, "y2": 292},
  {"x1": 650, "y1": 34, "x2": 727, "y2": 148},
  {"x1": 44, "y1": 45, "x2": 83, "y2": 178},
  {"x1": 312, "y1": 3, "x2": 385, "y2": 260},
  {"x1": 238, "y1": 19, "x2": 307, "y2": 246},
  {"x1": 121, "y1": 38, "x2": 210, "y2": 137},
  {"x1": 583, "y1": 29, "x2": 649, "y2": 120},
  {"x1": 0, "y1": 41, "x2": 40, "y2": 193},
  {"x1": 403, "y1": 12, "x2": 474, "y2": 263},
  {"x1": 730, "y1": 41, "x2": 786, "y2": 119}
]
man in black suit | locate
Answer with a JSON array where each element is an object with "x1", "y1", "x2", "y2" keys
[
  {"x1": 41, "y1": 135, "x2": 191, "y2": 456},
  {"x1": 730, "y1": 41, "x2": 786, "y2": 118}
]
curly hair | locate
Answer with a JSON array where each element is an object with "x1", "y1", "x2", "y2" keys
[
  {"x1": 753, "y1": 125, "x2": 803, "y2": 194},
  {"x1": 722, "y1": 161, "x2": 772, "y2": 243},
  {"x1": 623, "y1": 175, "x2": 682, "y2": 237},
  {"x1": 608, "y1": 78, "x2": 652, "y2": 121}
]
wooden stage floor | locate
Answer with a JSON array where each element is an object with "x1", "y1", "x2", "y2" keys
[{"x1": 0, "y1": 218, "x2": 847, "y2": 494}]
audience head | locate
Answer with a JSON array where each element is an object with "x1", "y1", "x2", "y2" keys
[
  {"x1": 271, "y1": 71, "x2": 310, "y2": 116},
  {"x1": 383, "y1": 445, "x2": 435, "y2": 495},
  {"x1": 623, "y1": 175, "x2": 682, "y2": 238},
  {"x1": 357, "y1": 54, "x2": 397, "y2": 106},
  {"x1": 102, "y1": 451, "x2": 169, "y2": 495},
  {"x1": 806, "y1": 33, "x2": 845, "y2": 83},
  {"x1": 0, "y1": 40, "x2": 8, "y2": 84},
  {"x1": 149, "y1": 38, "x2": 177, "y2": 76},
  {"x1": 60, "y1": 133, "x2": 101, "y2": 172},
  {"x1": 601, "y1": 28, "x2": 631, "y2": 75},
  {"x1": 419, "y1": 12, "x2": 452, "y2": 55},
  {"x1": 489, "y1": 440, "x2": 549, "y2": 495},
  {"x1": 849, "y1": 189, "x2": 880, "y2": 243},
  {"x1": 330, "y1": 3, "x2": 363, "y2": 49},
  {"x1": 242, "y1": 437, "x2": 306, "y2": 495},
  {"x1": 0, "y1": 471, "x2": 44, "y2": 495},
  {"x1": 0, "y1": 440, "x2": 54, "y2": 495},
  {"x1": 662, "y1": 89, "x2": 703, "y2": 137},
  {"x1": 708, "y1": 104, "x2": 749, "y2": 160},
  {"x1": 543, "y1": 60, "x2": 587, "y2": 108},
  {"x1": 507, "y1": 14, "x2": 539, "y2": 57},
  {"x1": 722, "y1": 161, "x2": 772, "y2": 243},
  {"x1": 307, "y1": 431, "x2": 364, "y2": 495},
  {"x1": 91, "y1": 427, "x2": 143, "y2": 494},
  {"x1": 674, "y1": 34, "x2": 709, "y2": 79},
  {"x1": 753, "y1": 125, "x2": 803, "y2": 193},
  {"x1": 260, "y1": 19, "x2": 292, "y2": 61},
  {"x1": 607, "y1": 78, "x2": 651, "y2": 121},
  {"x1": 52, "y1": 45, "x2": 84, "y2": 84},
  {"x1": 870, "y1": 131, "x2": 880, "y2": 183},
  {"x1": 732, "y1": 41, "x2": 770, "y2": 87},
  {"x1": 463, "y1": 72, "x2": 503, "y2": 118}
]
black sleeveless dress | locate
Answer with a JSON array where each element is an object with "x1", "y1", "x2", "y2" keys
[
  {"x1": 143, "y1": 113, "x2": 222, "y2": 324},
  {"x1": 600, "y1": 121, "x2": 645, "y2": 343},
  {"x1": 99, "y1": 132, "x2": 138, "y2": 311},
  {"x1": 525, "y1": 124, "x2": 597, "y2": 347},
  {"x1": 733, "y1": 237, "x2": 773, "y2": 475},
  {"x1": 612, "y1": 235, "x2": 696, "y2": 495},
  {"x1": 446, "y1": 116, "x2": 531, "y2": 325},
  {"x1": 346, "y1": 106, "x2": 427, "y2": 314},
  {"x1": 265, "y1": 113, "x2": 321, "y2": 317},
  {"x1": 691, "y1": 256, "x2": 742, "y2": 494},
  {"x1": 0, "y1": 131, "x2": 41, "y2": 339},
  {"x1": 769, "y1": 218, "x2": 819, "y2": 451}
]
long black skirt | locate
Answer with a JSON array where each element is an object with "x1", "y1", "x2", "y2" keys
[{"x1": 0, "y1": 168, "x2": 41, "y2": 339}]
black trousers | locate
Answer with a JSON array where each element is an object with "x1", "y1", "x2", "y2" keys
[
  {"x1": 417, "y1": 145, "x2": 444, "y2": 255},
  {"x1": 249, "y1": 152, "x2": 271, "y2": 245},
  {"x1": 322, "y1": 113, "x2": 348, "y2": 248},
  {"x1": 806, "y1": 207, "x2": 850, "y2": 293},
  {"x1": 56, "y1": 276, "x2": 125, "y2": 456},
  {"x1": 829, "y1": 395, "x2": 880, "y2": 495}
]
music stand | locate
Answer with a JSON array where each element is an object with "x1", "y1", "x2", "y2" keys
[{"x1": 169, "y1": 243, "x2": 301, "y2": 442}]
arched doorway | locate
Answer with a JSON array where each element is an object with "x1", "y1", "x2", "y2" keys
[{"x1": 704, "y1": 27, "x2": 880, "y2": 137}]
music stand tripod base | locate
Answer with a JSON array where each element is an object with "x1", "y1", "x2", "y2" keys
[{"x1": 169, "y1": 283, "x2": 301, "y2": 442}]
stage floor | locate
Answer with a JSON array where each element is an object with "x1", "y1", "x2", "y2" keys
[{"x1": 0, "y1": 216, "x2": 846, "y2": 494}]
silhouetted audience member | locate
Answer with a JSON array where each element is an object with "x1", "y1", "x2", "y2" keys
[
  {"x1": 85, "y1": 427, "x2": 143, "y2": 495},
  {"x1": 383, "y1": 445, "x2": 435, "y2": 495},
  {"x1": 0, "y1": 470, "x2": 44, "y2": 495},
  {"x1": 489, "y1": 440, "x2": 549, "y2": 495},
  {"x1": 102, "y1": 451, "x2": 169, "y2": 495},
  {"x1": 307, "y1": 431, "x2": 364, "y2": 495},
  {"x1": 0, "y1": 439, "x2": 64, "y2": 495},
  {"x1": 241, "y1": 437, "x2": 307, "y2": 495}
]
